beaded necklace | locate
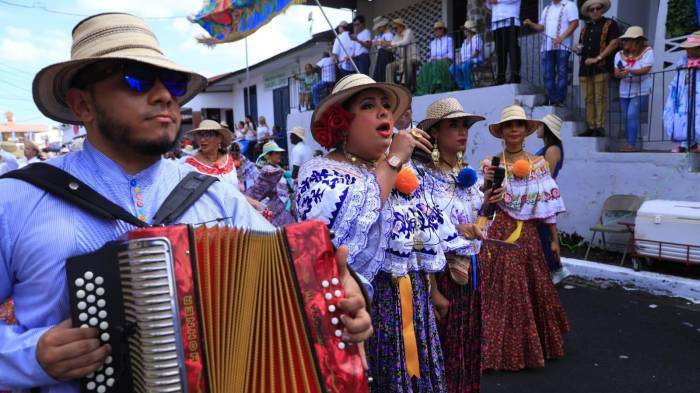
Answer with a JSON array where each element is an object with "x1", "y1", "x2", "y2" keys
[{"x1": 543, "y1": 1, "x2": 566, "y2": 49}]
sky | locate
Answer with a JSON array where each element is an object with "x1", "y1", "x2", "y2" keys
[{"x1": 0, "y1": 0, "x2": 352, "y2": 126}]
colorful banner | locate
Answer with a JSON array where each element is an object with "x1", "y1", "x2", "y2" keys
[{"x1": 192, "y1": 0, "x2": 303, "y2": 45}]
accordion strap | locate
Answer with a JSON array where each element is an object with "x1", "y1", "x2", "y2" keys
[{"x1": 1, "y1": 163, "x2": 218, "y2": 227}]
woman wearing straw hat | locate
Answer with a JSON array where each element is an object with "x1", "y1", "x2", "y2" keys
[
  {"x1": 386, "y1": 18, "x2": 419, "y2": 88},
  {"x1": 183, "y1": 119, "x2": 239, "y2": 189},
  {"x1": 663, "y1": 30, "x2": 700, "y2": 153},
  {"x1": 245, "y1": 140, "x2": 295, "y2": 226},
  {"x1": 372, "y1": 17, "x2": 394, "y2": 82},
  {"x1": 416, "y1": 97, "x2": 492, "y2": 393},
  {"x1": 535, "y1": 114, "x2": 571, "y2": 284},
  {"x1": 229, "y1": 141, "x2": 259, "y2": 192},
  {"x1": 478, "y1": 105, "x2": 568, "y2": 371},
  {"x1": 22, "y1": 140, "x2": 46, "y2": 166},
  {"x1": 295, "y1": 74, "x2": 450, "y2": 390},
  {"x1": 450, "y1": 20, "x2": 484, "y2": 90},
  {"x1": 614, "y1": 26, "x2": 654, "y2": 152},
  {"x1": 416, "y1": 20, "x2": 454, "y2": 95}
]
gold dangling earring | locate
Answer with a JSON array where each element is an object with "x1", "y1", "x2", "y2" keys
[
  {"x1": 456, "y1": 150, "x2": 464, "y2": 165},
  {"x1": 431, "y1": 138, "x2": 440, "y2": 165}
]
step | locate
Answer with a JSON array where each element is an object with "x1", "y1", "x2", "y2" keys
[
  {"x1": 515, "y1": 93, "x2": 548, "y2": 108},
  {"x1": 532, "y1": 105, "x2": 573, "y2": 121}
]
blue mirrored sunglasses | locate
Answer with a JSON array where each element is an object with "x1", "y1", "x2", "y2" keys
[{"x1": 72, "y1": 61, "x2": 190, "y2": 97}]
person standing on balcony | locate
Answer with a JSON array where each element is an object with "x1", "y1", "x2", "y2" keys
[
  {"x1": 312, "y1": 51, "x2": 337, "y2": 108},
  {"x1": 386, "y1": 18, "x2": 419, "y2": 90},
  {"x1": 351, "y1": 15, "x2": 372, "y2": 75},
  {"x1": 451, "y1": 20, "x2": 484, "y2": 90},
  {"x1": 372, "y1": 17, "x2": 394, "y2": 82},
  {"x1": 289, "y1": 127, "x2": 314, "y2": 181},
  {"x1": 333, "y1": 21, "x2": 356, "y2": 78},
  {"x1": 293, "y1": 63, "x2": 319, "y2": 111},
  {"x1": 614, "y1": 26, "x2": 654, "y2": 152},
  {"x1": 663, "y1": 31, "x2": 700, "y2": 153},
  {"x1": 577, "y1": 0, "x2": 620, "y2": 137},
  {"x1": 486, "y1": 0, "x2": 522, "y2": 84},
  {"x1": 416, "y1": 20, "x2": 454, "y2": 95},
  {"x1": 524, "y1": 0, "x2": 579, "y2": 107}
]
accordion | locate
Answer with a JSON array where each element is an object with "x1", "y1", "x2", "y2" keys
[{"x1": 65, "y1": 220, "x2": 368, "y2": 393}]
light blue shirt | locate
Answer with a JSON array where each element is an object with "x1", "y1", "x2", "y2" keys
[{"x1": 0, "y1": 140, "x2": 273, "y2": 391}]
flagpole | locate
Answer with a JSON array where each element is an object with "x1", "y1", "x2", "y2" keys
[
  {"x1": 312, "y1": 0, "x2": 359, "y2": 73},
  {"x1": 245, "y1": 37, "x2": 251, "y2": 121}
]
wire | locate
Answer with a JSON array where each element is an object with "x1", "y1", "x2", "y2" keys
[
  {"x1": 0, "y1": 0, "x2": 189, "y2": 19},
  {"x1": 0, "y1": 78, "x2": 30, "y2": 92}
]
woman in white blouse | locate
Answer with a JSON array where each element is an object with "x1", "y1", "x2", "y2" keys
[
  {"x1": 416, "y1": 20, "x2": 454, "y2": 95},
  {"x1": 450, "y1": 20, "x2": 484, "y2": 90}
]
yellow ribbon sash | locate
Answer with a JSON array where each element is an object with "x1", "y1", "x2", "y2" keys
[{"x1": 398, "y1": 275, "x2": 421, "y2": 378}]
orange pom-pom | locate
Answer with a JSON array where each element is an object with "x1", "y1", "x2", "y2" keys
[
  {"x1": 395, "y1": 167, "x2": 420, "y2": 195},
  {"x1": 511, "y1": 159, "x2": 531, "y2": 178}
]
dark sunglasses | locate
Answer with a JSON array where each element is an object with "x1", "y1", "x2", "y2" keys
[
  {"x1": 72, "y1": 61, "x2": 190, "y2": 97},
  {"x1": 589, "y1": 6, "x2": 604, "y2": 11}
]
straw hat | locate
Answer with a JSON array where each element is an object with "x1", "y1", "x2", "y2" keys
[
  {"x1": 32, "y1": 13, "x2": 207, "y2": 125},
  {"x1": 373, "y1": 17, "x2": 389, "y2": 31},
  {"x1": 0, "y1": 141, "x2": 23, "y2": 160},
  {"x1": 417, "y1": 97, "x2": 485, "y2": 131},
  {"x1": 580, "y1": 0, "x2": 611, "y2": 18},
  {"x1": 488, "y1": 105, "x2": 542, "y2": 138},
  {"x1": 540, "y1": 114, "x2": 563, "y2": 141},
  {"x1": 433, "y1": 20, "x2": 447, "y2": 30},
  {"x1": 462, "y1": 20, "x2": 478, "y2": 33},
  {"x1": 619, "y1": 26, "x2": 647, "y2": 41},
  {"x1": 392, "y1": 18, "x2": 407, "y2": 29},
  {"x1": 290, "y1": 127, "x2": 306, "y2": 141},
  {"x1": 186, "y1": 120, "x2": 233, "y2": 146},
  {"x1": 311, "y1": 73, "x2": 411, "y2": 125},
  {"x1": 680, "y1": 31, "x2": 700, "y2": 49},
  {"x1": 256, "y1": 141, "x2": 286, "y2": 165}
]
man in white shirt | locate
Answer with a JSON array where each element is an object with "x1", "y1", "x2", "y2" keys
[
  {"x1": 386, "y1": 18, "x2": 419, "y2": 89},
  {"x1": 416, "y1": 20, "x2": 454, "y2": 95},
  {"x1": 351, "y1": 15, "x2": 372, "y2": 75},
  {"x1": 525, "y1": 0, "x2": 579, "y2": 106},
  {"x1": 450, "y1": 20, "x2": 484, "y2": 90},
  {"x1": 333, "y1": 21, "x2": 356, "y2": 78},
  {"x1": 486, "y1": 0, "x2": 522, "y2": 84},
  {"x1": 312, "y1": 51, "x2": 336, "y2": 107},
  {"x1": 289, "y1": 127, "x2": 314, "y2": 180}
]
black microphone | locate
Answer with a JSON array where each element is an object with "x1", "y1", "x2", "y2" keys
[
  {"x1": 482, "y1": 156, "x2": 501, "y2": 190},
  {"x1": 478, "y1": 166, "x2": 505, "y2": 221}
]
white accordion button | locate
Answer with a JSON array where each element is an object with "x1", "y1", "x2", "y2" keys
[
  {"x1": 105, "y1": 356, "x2": 113, "y2": 364},
  {"x1": 96, "y1": 287, "x2": 105, "y2": 296},
  {"x1": 96, "y1": 374, "x2": 105, "y2": 383},
  {"x1": 85, "y1": 283, "x2": 95, "y2": 292},
  {"x1": 88, "y1": 306, "x2": 97, "y2": 315},
  {"x1": 97, "y1": 299, "x2": 106, "y2": 308},
  {"x1": 100, "y1": 321, "x2": 109, "y2": 330},
  {"x1": 324, "y1": 293, "x2": 332, "y2": 301},
  {"x1": 98, "y1": 310, "x2": 107, "y2": 319},
  {"x1": 321, "y1": 280, "x2": 329, "y2": 288},
  {"x1": 100, "y1": 333, "x2": 110, "y2": 342},
  {"x1": 328, "y1": 304, "x2": 336, "y2": 312},
  {"x1": 78, "y1": 313, "x2": 88, "y2": 322},
  {"x1": 77, "y1": 302, "x2": 87, "y2": 310},
  {"x1": 75, "y1": 278, "x2": 85, "y2": 287},
  {"x1": 334, "y1": 290, "x2": 342, "y2": 298},
  {"x1": 84, "y1": 271, "x2": 94, "y2": 280},
  {"x1": 334, "y1": 329, "x2": 342, "y2": 337},
  {"x1": 87, "y1": 372, "x2": 95, "y2": 379},
  {"x1": 106, "y1": 378, "x2": 115, "y2": 387},
  {"x1": 338, "y1": 342, "x2": 346, "y2": 350},
  {"x1": 81, "y1": 324, "x2": 89, "y2": 329},
  {"x1": 76, "y1": 290, "x2": 86, "y2": 299},
  {"x1": 105, "y1": 367, "x2": 114, "y2": 376},
  {"x1": 89, "y1": 317, "x2": 98, "y2": 326},
  {"x1": 95, "y1": 276, "x2": 104, "y2": 285},
  {"x1": 86, "y1": 381, "x2": 96, "y2": 390},
  {"x1": 97, "y1": 386, "x2": 106, "y2": 393},
  {"x1": 87, "y1": 295, "x2": 96, "y2": 303},
  {"x1": 331, "y1": 277, "x2": 339, "y2": 286},
  {"x1": 331, "y1": 317, "x2": 339, "y2": 325}
]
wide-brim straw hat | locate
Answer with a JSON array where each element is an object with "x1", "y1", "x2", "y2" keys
[
  {"x1": 540, "y1": 114, "x2": 563, "y2": 141},
  {"x1": 433, "y1": 20, "x2": 447, "y2": 30},
  {"x1": 680, "y1": 31, "x2": 700, "y2": 48},
  {"x1": 256, "y1": 141, "x2": 286, "y2": 164},
  {"x1": 186, "y1": 119, "x2": 233, "y2": 146},
  {"x1": 392, "y1": 18, "x2": 407, "y2": 29},
  {"x1": 0, "y1": 141, "x2": 23, "y2": 160},
  {"x1": 580, "y1": 0, "x2": 611, "y2": 18},
  {"x1": 417, "y1": 97, "x2": 485, "y2": 131},
  {"x1": 311, "y1": 73, "x2": 411, "y2": 125},
  {"x1": 619, "y1": 26, "x2": 647, "y2": 41},
  {"x1": 32, "y1": 13, "x2": 207, "y2": 125},
  {"x1": 373, "y1": 18, "x2": 389, "y2": 31},
  {"x1": 290, "y1": 126, "x2": 306, "y2": 141},
  {"x1": 488, "y1": 105, "x2": 542, "y2": 138},
  {"x1": 462, "y1": 20, "x2": 478, "y2": 32}
]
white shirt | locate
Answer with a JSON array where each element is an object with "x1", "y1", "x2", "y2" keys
[
  {"x1": 539, "y1": 0, "x2": 579, "y2": 52},
  {"x1": 317, "y1": 57, "x2": 336, "y2": 82},
  {"x1": 615, "y1": 48, "x2": 655, "y2": 98},
  {"x1": 460, "y1": 34, "x2": 484, "y2": 62},
  {"x1": 487, "y1": 0, "x2": 522, "y2": 30},
  {"x1": 290, "y1": 142, "x2": 314, "y2": 169},
  {"x1": 374, "y1": 31, "x2": 394, "y2": 47},
  {"x1": 354, "y1": 28, "x2": 371, "y2": 55},
  {"x1": 257, "y1": 125, "x2": 272, "y2": 139},
  {"x1": 333, "y1": 31, "x2": 355, "y2": 71},
  {"x1": 0, "y1": 150, "x2": 18, "y2": 176},
  {"x1": 429, "y1": 36, "x2": 454, "y2": 61}
]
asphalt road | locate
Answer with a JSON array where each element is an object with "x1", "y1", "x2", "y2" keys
[{"x1": 481, "y1": 278, "x2": 700, "y2": 393}]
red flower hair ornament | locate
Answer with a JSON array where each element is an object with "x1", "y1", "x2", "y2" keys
[{"x1": 312, "y1": 104, "x2": 355, "y2": 149}]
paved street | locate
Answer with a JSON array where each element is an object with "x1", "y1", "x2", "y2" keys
[{"x1": 482, "y1": 278, "x2": 700, "y2": 393}]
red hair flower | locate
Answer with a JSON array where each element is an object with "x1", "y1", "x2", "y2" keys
[{"x1": 312, "y1": 104, "x2": 355, "y2": 149}]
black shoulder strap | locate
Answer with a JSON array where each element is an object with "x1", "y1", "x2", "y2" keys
[
  {"x1": 1, "y1": 163, "x2": 146, "y2": 228},
  {"x1": 152, "y1": 172, "x2": 218, "y2": 226},
  {"x1": 1, "y1": 163, "x2": 219, "y2": 227}
]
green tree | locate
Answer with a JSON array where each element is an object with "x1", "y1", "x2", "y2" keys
[{"x1": 666, "y1": 0, "x2": 699, "y2": 38}]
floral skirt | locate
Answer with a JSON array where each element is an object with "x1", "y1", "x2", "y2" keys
[
  {"x1": 478, "y1": 211, "x2": 569, "y2": 371},
  {"x1": 368, "y1": 271, "x2": 447, "y2": 392},
  {"x1": 0, "y1": 298, "x2": 15, "y2": 324},
  {"x1": 435, "y1": 265, "x2": 481, "y2": 393}
]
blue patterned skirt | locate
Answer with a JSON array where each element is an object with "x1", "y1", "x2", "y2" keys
[{"x1": 367, "y1": 271, "x2": 447, "y2": 392}]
